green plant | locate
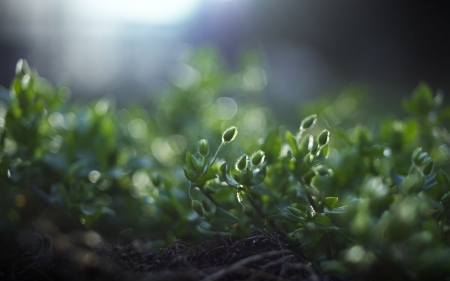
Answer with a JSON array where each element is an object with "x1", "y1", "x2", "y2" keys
[
  {"x1": 2, "y1": 49, "x2": 450, "y2": 280},
  {"x1": 184, "y1": 82, "x2": 450, "y2": 279}
]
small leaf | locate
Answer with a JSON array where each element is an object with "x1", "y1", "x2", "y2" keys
[
  {"x1": 287, "y1": 206, "x2": 307, "y2": 218},
  {"x1": 390, "y1": 168, "x2": 405, "y2": 186},
  {"x1": 185, "y1": 151, "x2": 195, "y2": 172},
  {"x1": 184, "y1": 168, "x2": 195, "y2": 182},
  {"x1": 192, "y1": 200, "x2": 204, "y2": 217},
  {"x1": 251, "y1": 162, "x2": 267, "y2": 186},
  {"x1": 324, "y1": 197, "x2": 338, "y2": 210},
  {"x1": 285, "y1": 131, "x2": 298, "y2": 155},
  {"x1": 441, "y1": 192, "x2": 450, "y2": 209},
  {"x1": 220, "y1": 163, "x2": 239, "y2": 187},
  {"x1": 195, "y1": 165, "x2": 217, "y2": 186},
  {"x1": 324, "y1": 206, "x2": 348, "y2": 215},
  {"x1": 314, "y1": 213, "x2": 334, "y2": 226},
  {"x1": 210, "y1": 208, "x2": 239, "y2": 230},
  {"x1": 423, "y1": 160, "x2": 434, "y2": 175},
  {"x1": 436, "y1": 170, "x2": 450, "y2": 190},
  {"x1": 262, "y1": 128, "x2": 281, "y2": 163}
]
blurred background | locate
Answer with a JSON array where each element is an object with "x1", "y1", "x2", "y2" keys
[{"x1": 1, "y1": 0, "x2": 450, "y2": 120}]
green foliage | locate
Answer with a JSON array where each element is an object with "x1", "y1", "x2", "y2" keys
[{"x1": 2, "y1": 50, "x2": 450, "y2": 279}]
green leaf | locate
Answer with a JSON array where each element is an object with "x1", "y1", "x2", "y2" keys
[
  {"x1": 390, "y1": 168, "x2": 405, "y2": 186},
  {"x1": 261, "y1": 128, "x2": 281, "y2": 163},
  {"x1": 220, "y1": 163, "x2": 239, "y2": 187},
  {"x1": 324, "y1": 205, "x2": 348, "y2": 215},
  {"x1": 314, "y1": 213, "x2": 334, "y2": 226},
  {"x1": 250, "y1": 162, "x2": 267, "y2": 186},
  {"x1": 185, "y1": 151, "x2": 196, "y2": 172},
  {"x1": 287, "y1": 206, "x2": 307, "y2": 218},
  {"x1": 209, "y1": 208, "x2": 239, "y2": 230},
  {"x1": 285, "y1": 131, "x2": 298, "y2": 155},
  {"x1": 436, "y1": 170, "x2": 450, "y2": 191},
  {"x1": 184, "y1": 168, "x2": 195, "y2": 182},
  {"x1": 404, "y1": 82, "x2": 434, "y2": 115},
  {"x1": 195, "y1": 165, "x2": 217, "y2": 186},
  {"x1": 192, "y1": 200, "x2": 204, "y2": 217},
  {"x1": 324, "y1": 197, "x2": 338, "y2": 210}
]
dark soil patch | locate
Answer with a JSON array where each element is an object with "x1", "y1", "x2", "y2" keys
[{"x1": 1, "y1": 228, "x2": 324, "y2": 281}]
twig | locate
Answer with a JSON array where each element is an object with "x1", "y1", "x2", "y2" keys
[{"x1": 201, "y1": 249, "x2": 292, "y2": 281}]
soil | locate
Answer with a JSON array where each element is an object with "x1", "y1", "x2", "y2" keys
[{"x1": 0, "y1": 228, "x2": 325, "y2": 281}]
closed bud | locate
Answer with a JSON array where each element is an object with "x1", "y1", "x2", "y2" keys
[
  {"x1": 317, "y1": 130, "x2": 330, "y2": 146},
  {"x1": 15, "y1": 59, "x2": 30, "y2": 76},
  {"x1": 413, "y1": 147, "x2": 429, "y2": 166},
  {"x1": 251, "y1": 150, "x2": 265, "y2": 165},
  {"x1": 300, "y1": 114, "x2": 317, "y2": 130},
  {"x1": 236, "y1": 155, "x2": 248, "y2": 171},
  {"x1": 299, "y1": 135, "x2": 314, "y2": 153},
  {"x1": 441, "y1": 192, "x2": 450, "y2": 209},
  {"x1": 150, "y1": 173, "x2": 161, "y2": 187},
  {"x1": 198, "y1": 139, "x2": 209, "y2": 156},
  {"x1": 192, "y1": 200, "x2": 204, "y2": 217},
  {"x1": 423, "y1": 160, "x2": 433, "y2": 175},
  {"x1": 314, "y1": 165, "x2": 333, "y2": 176},
  {"x1": 222, "y1": 126, "x2": 238, "y2": 143}
]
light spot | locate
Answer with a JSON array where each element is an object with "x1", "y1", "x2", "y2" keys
[
  {"x1": 242, "y1": 67, "x2": 267, "y2": 91},
  {"x1": 216, "y1": 97, "x2": 237, "y2": 120},
  {"x1": 171, "y1": 63, "x2": 201, "y2": 90},
  {"x1": 128, "y1": 119, "x2": 147, "y2": 139},
  {"x1": 132, "y1": 169, "x2": 149, "y2": 188},
  {"x1": 151, "y1": 138, "x2": 175, "y2": 166},
  {"x1": 49, "y1": 112, "x2": 65, "y2": 128},
  {"x1": 88, "y1": 170, "x2": 101, "y2": 183},
  {"x1": 346, "y1": 245, "x2": 365, "y2": 263},
  {"x1": 95, "y1": 98, "x2": 110, "y2": 115},
  {"x1": 167, "y1": 135, "x2": 187, "y2": 155}
]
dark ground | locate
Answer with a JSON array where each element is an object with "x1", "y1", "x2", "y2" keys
[{"x1": 0, "y1": 228, "x2": 325, "y2": 281}]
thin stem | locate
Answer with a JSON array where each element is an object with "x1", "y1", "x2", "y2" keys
[
  {"x1": 210, "y1": 142, "x2": 224, "y2": 166},
  {"x1": 188, "y1": 182, "x2": 193, "y2": 200},
  {"x1": 202, "y1": 189, "x2": 224, "y2": 209},
  {"x1": 299, "y1": 179, "x2": 333, "y2": 260},
  {"x1": 247, "y1": 191, "x2": 279, "y2": 231}
]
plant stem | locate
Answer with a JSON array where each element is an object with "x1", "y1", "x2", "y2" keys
[
  {"x1": 247, "y1": 192, "x2": 279, "y2": 231},
  {"x1": 210, "y1": 142, "x2": 224, "y2": 166},
  {"x1": 202, "y1": 190, "x2": 224, "y2": 209},
  {"x1": 299, "y1": 180, "x2": 333, "y2": 260}
]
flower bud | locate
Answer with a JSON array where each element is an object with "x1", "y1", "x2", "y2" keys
[
  {"x1": 236, "y1": 155, "x2": 248, "y2": 171},
  {"x1": 423, "y1": 160, "x2": 433, "y2": 175},
  {"x1": 251, "y1": 150, "x2": 265, "y2": 165},
  {"x1": 198, "y1": 139, "x2": 209, "y2": 156},
  {"x1": 300, "y1": 114, "x2": 317, "y2": 130},
  {"x1": 15, "y1": 59, "x2": 30, "y2": 76},
  {"x1": 317, "y1": 130, "x2": 330, "y2": 146},
  {"x1": 192, "y1": 200, "x2": 204, "y2": 217},
  {"x1": 150, "y1": 173, "x2": 161, "y2": 187},
  {"x1": 222, "y1": 126, "x2": 238, "y2": 143}
]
